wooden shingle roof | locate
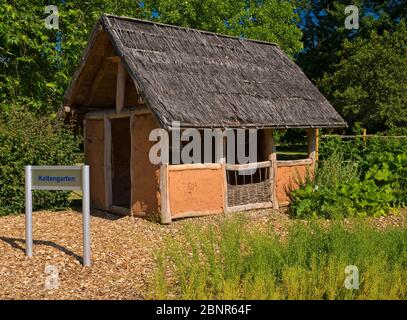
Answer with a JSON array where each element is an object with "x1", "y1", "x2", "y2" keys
[{"x1": 64, "y1": 14, "x2": 347, "y2": 129}]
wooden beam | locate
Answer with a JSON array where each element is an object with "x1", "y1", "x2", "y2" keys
[
  {"x1": 222, "y1": 136, "x2": 228, "y2": 211},
  {"x1": 171, "y1": 210, "x2": 223, "y2": 220},
  {"x1": 276, "y1": 159, "x2": 313, "y2": 167},
  {"x1": 225, "y1": 161, "x2": 271, "y2": 171},
  {"x1": 160, "y1": 164, "x2": 171, "y2": 224},
  {"x1": 116, "y1": 62, "x2": 126, "y2": 114},
  {"x1": 85, "y1": 47, "x2": 115, "y2": 107},
  {"x1": 130, "y1": 111, "x2": 135, "y2": 217},
  {"x1": 307, "y1": 128, "x2": 317, "y2": 161},
  {"x1": 168, "y1": 163, "x2": 222, "y2": 171},
  {"x1": 222, "y1": 163, "x2": 228, "y2": 211},
  {"x1": 362, "y1": 128, "x2": 367, "y2": 145},
  {"x1": 106, "y1": 56, "x2": 121, "y2": 63},
  {"x1": 316, "y1": 128, "x2": 319, "y2": 161},
  {"x1": 263, "y1": 129, "x2": 279, "y2": 210},
  {"x1": 85, "y1": 106, "x2": 150, "y2": 120},
  {"x1": 226, "y1": 202, "x2": 274, "y2": 213},
  {"x1": 132, "y1": 79, "x2": 145, "y2": 104},
  {"x1": 104, "y1": 115, "x2": 112, "y2": 210}
]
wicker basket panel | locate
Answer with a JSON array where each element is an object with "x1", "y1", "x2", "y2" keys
[{"x1": 227, "y1": 179, "x2": 271, "y2": 207}]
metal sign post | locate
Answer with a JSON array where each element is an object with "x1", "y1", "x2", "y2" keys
[{"x1": 25, "y1": 165, "x2": 91, "y2": 267}]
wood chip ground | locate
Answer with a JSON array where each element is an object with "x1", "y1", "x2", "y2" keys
[{"x1": 0, "y1": 209, "x2": 405, "y2": 299}]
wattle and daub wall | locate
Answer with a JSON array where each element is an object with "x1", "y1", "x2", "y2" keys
[{"x1": 85, "y1": 115, "x2": 311, "y2": 218}]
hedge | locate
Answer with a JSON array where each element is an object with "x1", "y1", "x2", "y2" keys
[{"x1": 0, "y1": 110, "x2": 82, "y2": 215}]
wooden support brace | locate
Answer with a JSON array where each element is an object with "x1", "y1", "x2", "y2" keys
[
  {"x1": 104, "y1": 115, "x2": 112, "y2": 210},
  {"x1": 315, "y1": 128, "x2": 319, "y2": 161},
  {"x1": 263, "y1": 129, "x2": 279, "y2": 210},
  {"x1": 106, "y1": 56, "x2": 121, "y2": 63},
  {"x1": 116, "y1": 62, "x2": 126, "y2": 114},
  {"x1": 307, "y1": 128, "x2": 317, "y2": 162},
  {"x1": 160, "y1": 164, "x2": 171, "y2": 224}
]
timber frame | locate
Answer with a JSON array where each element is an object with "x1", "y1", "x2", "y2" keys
[
  {"x1": 79, "y1": 53, "x2": 319, "y2": 222},
  {"x1": 65, "y1": 14, "x2": 344, "y2": 223},
  {"x1": 79, "y1": 49, "x2": 319, "y2": 224}
]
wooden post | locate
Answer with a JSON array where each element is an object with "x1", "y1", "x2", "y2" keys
[
  {"x1": 160, "y1": 164, "x2": 171, "y2": 224},
  {"x1": 315, "y1": 128, "x2": 319, "y2": 161},
  {"x1": 307, "y1": 128, "x2": 317, "y2": 161},
  {"x1": 104, "y1": 115, "x2": 112, "y2": 210},
  {"x1": 129, "y1": 111, "x2": 135, "y2": 216},
  {"x1": 362, "y1": 128, "x2": 367, "y2": 145},
  {"x1": 116, "y1": 61, "x2": 126, "y2": 114},
  {"x1": 263, "y1": 129, "x2": 279, "y2": 210},
  {"x1": 221, "y1": 135, "x2": 228, "y2": 211}
]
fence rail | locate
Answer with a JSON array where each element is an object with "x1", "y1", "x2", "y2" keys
[
  {"x1": 312, "y1": 129, "x2": 406, "y2": 161},
  {"x1": 321, "y1": 135, "x2": 407, "y2": 139}
]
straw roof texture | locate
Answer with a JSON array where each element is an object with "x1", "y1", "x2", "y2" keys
[{"x1": 65, "y1": 14, "x2": 346, "y2": 129}]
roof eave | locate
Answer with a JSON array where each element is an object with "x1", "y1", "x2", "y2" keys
[
  {"x1": 63, "y1": 20, "x2": 104, "y2": 106},
  {"x1": 165, "y1": 122, "x2": 348, "y2": 130}
]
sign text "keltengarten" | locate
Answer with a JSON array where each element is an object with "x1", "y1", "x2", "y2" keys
[{"x1": 37, "y1": 175, "x2": 76, "y2": 183}]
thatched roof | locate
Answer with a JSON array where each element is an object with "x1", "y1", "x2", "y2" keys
[{"x1": 64, "y1": 14, "x2": 346, "y2": 129}]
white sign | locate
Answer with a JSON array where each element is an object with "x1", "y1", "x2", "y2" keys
[{"x1": 25, "y1": 165, "x2": 91, "y2": 266}]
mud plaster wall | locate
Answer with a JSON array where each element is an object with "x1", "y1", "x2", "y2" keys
[
  {"x1": 168, "y1": 168, "x2": 224, "y2": 217},
  {"x1": 276, "y1": 163, "x2": 313, "y2": 205},
  {"x1": 131, "y1": 114, "x2": 160, "y2": 216},
  {"x1": 85, "y1": 119, "x2": 106, "y2": 209}
]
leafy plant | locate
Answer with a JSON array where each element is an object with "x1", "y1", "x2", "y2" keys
[
  {"x1": 290, "y1": 142, "x2": 406, "y2": 219},
  {"x1": 0, "y1": 0, "x2": 303, "y2": 116},
  {"x1": 0, "y1": 110, "x2": 82, "y2": 215}
]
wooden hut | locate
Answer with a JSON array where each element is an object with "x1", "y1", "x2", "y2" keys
[{"x1": 64, "y1": 14, "x2": 346, "y2": 223}]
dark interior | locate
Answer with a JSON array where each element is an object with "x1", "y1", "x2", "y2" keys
[{"x1": 111, "y1": 117, "x2": 131, "y2": 207}]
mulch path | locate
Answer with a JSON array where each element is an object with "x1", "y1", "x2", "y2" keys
[{"x1": 0, "y1": 208, "x2": 405, "y2": 300}]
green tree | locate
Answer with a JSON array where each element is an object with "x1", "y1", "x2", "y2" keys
[
  {"x1": 293, "y1": 0, "x2": 407, "y2": 82},
  {"x1": 295, "y1": 0, "x2": 406, "y2": 83},
  {"x1": 0, "y1": 0, "x2": 303, "y2": 116},
  {"x1": 318, "y1": 22, "x2": 407, "y2": 130},
  {"x1": 293, "y1": 0, "x2": 407, "y2": 131},
  {"x1": 0, "y1": 0, "x2": 140, "y2": 114},
  {"x1": 136, "y1": 0, "x2": 303, "y2": 55}
]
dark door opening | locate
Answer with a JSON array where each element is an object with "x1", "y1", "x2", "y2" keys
[{"x1": 111, "y1": 117, "x2": 131, "y2": 207}]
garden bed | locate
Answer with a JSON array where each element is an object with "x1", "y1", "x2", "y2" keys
[
  {"x1": 0, "y1": 209, "x2": 287, "y2": 299},
  {"x1": 0, "y1": 209, "x2": 405, "y2": 300}
]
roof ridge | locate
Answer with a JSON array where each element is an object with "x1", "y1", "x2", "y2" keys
[{"x1": 101, "y1": 13, "x2": 279, "y2": 47}]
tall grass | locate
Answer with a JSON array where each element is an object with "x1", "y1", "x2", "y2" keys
[
  {"x1": 313, "y1": 151, "x2": 360, "y2": 190},
  {"x1": 150, "y1": 217, "x2": 407, "y2": 300}
]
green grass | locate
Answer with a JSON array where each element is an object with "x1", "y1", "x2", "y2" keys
[
  {"x1": 277, "y1": 144, "x2": 308, "y2": 160},
  {"x1": 150, "y1": 217, "x2": 407, "y2": 300}
]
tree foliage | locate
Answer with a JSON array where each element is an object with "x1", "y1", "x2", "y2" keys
[
  {"x1": 0, "y1": 110, "x2": 82, "y2": 215},
  {"x1": 319, "y1": 22, "x2": 407, "y2": 130},
  {"x1": 0, "y1": 0, "x2": 303, "y2": 116},
  {"x1": 136, "y1": 0, "x2": 303, "y2": 55},
  {"x1": 294, "y1": 0, "x2": 407, "y2": 131}
]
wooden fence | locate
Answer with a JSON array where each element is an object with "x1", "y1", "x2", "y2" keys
[{"x1": 316, "y1": 128, "x2": 407, "y2": 161}]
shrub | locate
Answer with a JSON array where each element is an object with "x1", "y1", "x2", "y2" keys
[
  {"x1": 0, "y1": 110, "x2": 82, "y2": 215},
  {"x1": 290, "y1": 157, "x2": 401, "y2": 219},
  {"x1": 290, "y1": 132, "x2": 407, "y2": 218},
  {"x1": 319, "y1": 133, "x2": 407, "y2": 174},
  {"x1": 150, "y1": 217, "x2": 407, "y2": 300}
]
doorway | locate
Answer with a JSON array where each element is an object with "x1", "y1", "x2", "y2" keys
[{"x1": 111, "y1": 117, "x2": 131, "y2": 208}]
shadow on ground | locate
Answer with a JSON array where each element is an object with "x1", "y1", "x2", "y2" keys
[{"x1": 0, "y1": 236, "x2": 83, "y2": 264}]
